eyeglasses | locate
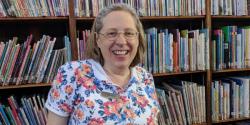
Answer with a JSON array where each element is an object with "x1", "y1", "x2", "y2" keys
[{"x1": 99, "y1": 31, "x2": 139, "y2": 41}]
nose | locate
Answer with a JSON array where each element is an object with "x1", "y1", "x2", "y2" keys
[{"x1": 115, "y1": 33, "x2": 127, "y2": 45}]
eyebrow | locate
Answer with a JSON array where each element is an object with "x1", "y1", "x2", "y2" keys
[{"x1": 105, "y1": 28, "x2": 137, "y2": 31}]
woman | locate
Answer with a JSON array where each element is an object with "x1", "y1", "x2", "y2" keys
[{"x1": 45, "y1": 3, "x2": 159, "y2": 125}]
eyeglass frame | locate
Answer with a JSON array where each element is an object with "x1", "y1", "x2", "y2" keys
[{"x1": 98, "y1": 31, "x2": 139, "y2": 41}]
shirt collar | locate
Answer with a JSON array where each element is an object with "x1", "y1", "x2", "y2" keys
[{"x1": 87, "y1": 59, "x2": 140, "y2": 94}]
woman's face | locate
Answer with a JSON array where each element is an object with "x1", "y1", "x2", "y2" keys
[{"x1": 97, "y1": 11, "x2": 139, "y2": 69}]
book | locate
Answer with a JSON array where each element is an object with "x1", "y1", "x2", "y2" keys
[{"x1": 0, "y1": 104, "x2": 10, "y2": 125}]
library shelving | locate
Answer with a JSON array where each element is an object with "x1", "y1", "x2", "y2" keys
[{"x1": 0, "y1": 0, "x2": 250, "y2": 125}]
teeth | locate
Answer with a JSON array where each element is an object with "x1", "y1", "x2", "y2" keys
[{"x1": 113, "y1": 50, "x2": 128, "y2": 55}]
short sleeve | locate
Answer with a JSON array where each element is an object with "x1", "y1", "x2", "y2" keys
[{"x1": 45, "y1": 63, "x2": 77, "y2": 117}]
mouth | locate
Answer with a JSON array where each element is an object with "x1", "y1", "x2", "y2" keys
[{"x1": 112, "y1": 50, "x2": 129, "y2": 55}]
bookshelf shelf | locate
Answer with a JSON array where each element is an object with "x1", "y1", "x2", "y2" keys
[
  {"x1": 192, "y1": 123, "x2": 208, "y2": 125},
  {"x1": 153, "y1": 71, "x2": 207, "y2": 77},
  {"x1": 75, "y1": 16, "x2": 205, "y2": 21},
  {"x1": 212, "y1": 68, "x2": 250, "y2": 74},
  {"x1": 212, "y1": 117, "x2": 250, "y2": 124},
  {"x1": 0, "y1": 83, "x2": 51, "y2": 90},
  {"x1": 212, "y1": 15, "x2": 250, "y2": 19},
  {"x1": 0, "y1": 17, "x2": 68, "y2": 22},
  {"x1": 75, "y1": 17, "x2": 95, "y2": 21},
  {"x1": 139, "y1": 16, "x2": 205, "y2": 21}
]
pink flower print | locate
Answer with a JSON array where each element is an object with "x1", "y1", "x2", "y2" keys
[
  {"x1": 88, "y1": 118, "x2": 104, "y2": 125},
  {"x1": 151, "y1": 107, "x2": 159, "y2": 117},
  {"x1": 124, "y1": 108, "x2": 136, "y2": 119},
  {"x1": 54, "y1": 72, "x2": 63, "y2": 85},
  {"x1": 151, "y1": 91, "x2": 158, "y2": 101},
  {"x1": 116, "y1": 96, "x2": 128, "y2": 108},
  {"x1": 82, "y1": 78, "x2": 96, "y2": 90},
  {"x1": 75, "y1": 69, "x2": 85, "y2": 81},
  {"x1": 75, "y1": 68, "x2": 87, "y2": 84},
  {"x1": 74, "y1": 69, "x2": 80, "y2": 76},
  {"x1": 74, "y1": 97, "x2": 83, "y2": 105},
  {"x1": 147, "y1": 115, "x2": 155, "y2": 125},
  {"x1": 136, "y1": 96, "x2": 149, "y2": 108},
  {"x1": 144, "y1": 79, "x2": 151, "y2": 85},
  {"x1": 75, "y1": 64, "x2": 91, "y2": 77},
  {"x1": 75, "y1": 109, "x2": 84, "y2": 120},
  {"x1": 59, "y1": 103, "x2": 72, "y2": 113},
  {"x1": 103, "y1": 101, "x2": 118, "y2": 115},
  {"x1": 51, "y1": 89, "x2": 60, "y2": 100},
  {"x1": 119, "y1": 96, "x2": 129, "y2": 102},
  {"x1": 65, "y1": 85, "x2": 73, "y2": 95},
  {"x1": 75, "y1": 69, "x2": 84, "y2": 85},
  {"x1": 75, "y1": 68, "x2": 96, "y2": 90},
  {"x1": 83, "y1": 64, "x2": 91, "y2": 74},
  {"x1": 85, "y1": 99, "x2": 95, "y2": 109}
]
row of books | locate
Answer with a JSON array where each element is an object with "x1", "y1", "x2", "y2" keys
[
  {"x1": 212, "y1": 26, "x2": 250, "y2": 71},
  {"x1": 0, "y1": 0, "x2": 69, "y2": 17},
  {"x1": 0, "y1": 95, "x2": 47, "y2": 125},
  {"x1": 144, "y1": 28, "x2": 210, "y2": 74},
  {"x1": 211, "y1": 0, "x2": 250, "y2": 16},
  {"x1": 156, "y1": 81, "x2": 206, "y2": 125},
  {"x1": 2, "y1": 0, "x2": 250, "y2": 17},
  {"x1": 76, "y1": 28, "x2": 210, "y2": 74},
  {"x1": 74, "y1": 0, "x2": 206, "y2": 17},
  {"x1": 0, "y1": 35, "x2": 71, "y2": 86},
  {"x1": 76, "y1": 29, "x2": 90, "y2": 60},
  {"x1": 42, "y1": 47, "x2": 70, "y2": 84},
  {"x1": 211, "y1": 77, "x2": 250, "y2": 121}
]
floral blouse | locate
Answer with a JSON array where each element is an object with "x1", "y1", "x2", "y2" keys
[{"x1": 45, "y1": 59, "x2": 159, "y2": 125}]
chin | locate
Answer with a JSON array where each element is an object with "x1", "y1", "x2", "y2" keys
[{"x1": 114, "y1": 62, "x2": 130, "y2": 69}]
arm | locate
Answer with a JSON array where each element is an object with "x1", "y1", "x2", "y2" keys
[
  {"x1": 46, "y1": 111, "x2": 68, "y2": 125},
  {"x1": 45, "y1": 63, "x2": 76, "y2": 125}
]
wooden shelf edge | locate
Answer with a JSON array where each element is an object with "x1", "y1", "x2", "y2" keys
[
  {"x1": 213, "y1": 68, "x2": 250, "y2": 73},
  {"x1": 192, "y1": 123, "x2": 208, "y2": 125},
  {"x1": 0, "y1": 16, "x2": 68, "y2": 21},
  {"x1": 153, "y1": 70, "x2": 207, "y2": 77},
  {"x1": 212, "y1": 117, "x2": 250, "y2": 124},
  {"x1": 0, "y1": 83, "x2": 51, "y2": 90},
  {"x1": 140, "y1": 16, "x2": 205, "y2": 20},
  {"x1": 212, "y1": 15, "x2": 250, "y2": 19},
  {"x1": 75, "y1": 16, "x2": 205, "y2": 21},
  {"x1": 75, "y1": 17, "x2": 95, "y2": 21}
]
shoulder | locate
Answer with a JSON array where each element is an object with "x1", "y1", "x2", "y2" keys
[
  {"x1": 58, "y1": 59, "x2": 95, "y2": 73},
  {"x1": 51, "y1": 59, "x2": 98, "y2": 90},
  {"x1": 133, "y1": 66, "x2": 153, "y2": 78},
  {"x1": 132, "y1": 66, "x2": 154, "y2": 86}
]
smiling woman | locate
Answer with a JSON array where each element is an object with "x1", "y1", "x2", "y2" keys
[
  {"x1": 45, "y1": 3, "x2": 160, "y2": 125},
  {"x1": 96, "y1": 10, "x2": 139, "y2": 81}
]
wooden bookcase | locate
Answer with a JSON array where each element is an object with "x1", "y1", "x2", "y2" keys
[{"x1": 0, "y1": 0, "x2": 250, "y2": 125}]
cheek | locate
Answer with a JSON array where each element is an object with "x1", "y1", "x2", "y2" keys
[
  {"x1": 132, "y1": 40, "x2": 139, "y2": 50},
  {"x1": 97, "y1": 41, "x2": 111, "y2": 53}
]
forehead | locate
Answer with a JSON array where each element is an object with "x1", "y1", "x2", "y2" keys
[{"x1": 101, "y1": 10, "x2": 137, "y2": 31}]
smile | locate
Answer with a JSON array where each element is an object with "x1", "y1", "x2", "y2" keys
[{"x1": 112, "y1": 50, "x2": 129, "y2": 55}]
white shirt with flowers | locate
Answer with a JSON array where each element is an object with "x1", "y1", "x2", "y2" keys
[{"x1": 45, "y1": 59, "x2": 160, "y2": 125}]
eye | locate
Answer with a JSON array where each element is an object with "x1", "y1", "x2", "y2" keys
[
  {"x1": 106, "y1": 32, "x2": 117, "y2": 37},
  {"x1": 124, "y1": 31, "x2": 136, "y2": 37}
]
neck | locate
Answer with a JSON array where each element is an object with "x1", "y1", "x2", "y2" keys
[
  {"x1": 103, "y1": 65, "x2": 131, "y2": 88},
  {"x1": 104, "y1": 65, "x2": 130, "y2": 76}
]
